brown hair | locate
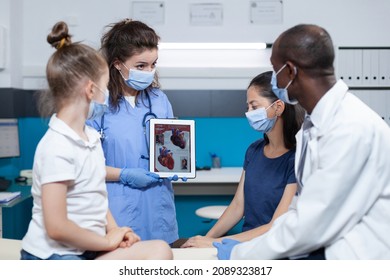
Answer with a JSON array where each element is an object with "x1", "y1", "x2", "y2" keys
[
  {"x1": 248, "y1": 71, "x2": 305, "y2": 149},
  {"x1": 38, "y1": 21, "x2": 107, "y2": 117},
  {"x1": 100, "y1": 19, "x2": 160, "y2": 111}
]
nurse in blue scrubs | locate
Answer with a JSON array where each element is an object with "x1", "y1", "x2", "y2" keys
[{"x1": 87, "y1": 19, "x2": 178, "y2": 245}]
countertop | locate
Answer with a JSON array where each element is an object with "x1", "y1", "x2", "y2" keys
[
  {"x1": 173, "y1": 167, "x2": 242, "y2": 195},
  {"x1": 174, "y1": 167, "x2": 243, "y2": 184}
]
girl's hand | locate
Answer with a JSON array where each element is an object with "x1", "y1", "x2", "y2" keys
[
  {"x1": 120, "y1": 230, "x2": 141, "y2": 248},
  {"x1": 105, "y1": 227, "x2": 132, "y2": 250},
  {"x1": 114, "y1": 226, "x2": 140, "y2": 248}
]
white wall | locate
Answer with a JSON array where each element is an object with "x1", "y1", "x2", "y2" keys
[
  {"x1": 0, "y1": 0, "x2": 11, "y2": 86},
  {"x1": 0, "y1": 0, "x2": 389, "y2": 89}
]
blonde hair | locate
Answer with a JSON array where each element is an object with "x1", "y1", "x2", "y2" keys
[{"x1": 38, "y1": 21, "x2": 107, "y2": 117}]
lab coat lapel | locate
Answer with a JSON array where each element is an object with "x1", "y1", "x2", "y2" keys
[{"x1": 297, "y1": 80, "x2": 349, "y2": 191}]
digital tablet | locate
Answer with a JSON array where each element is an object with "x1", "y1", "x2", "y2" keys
[{"x1": 149, "y1": 119, "x2": 196, "y2": 178}]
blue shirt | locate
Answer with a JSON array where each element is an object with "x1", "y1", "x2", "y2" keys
[
  {"x1": 242, "y1": 139, "x2": 296, "y2": 232},
  {"x1": 87, "y1": 88, "x2": 178, "y2": 244}
]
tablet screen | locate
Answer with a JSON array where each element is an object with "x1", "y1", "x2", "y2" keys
[{"x1": 149, "y1": 119, "x2": 196, "y2": 178}]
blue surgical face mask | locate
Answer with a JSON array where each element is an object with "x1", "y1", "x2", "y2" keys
[
  {"x1": 87, "y1": 88, "x2": 109, "y2": 120},
  {"x1": 271, "y1": 64, "x2": 298, "y2": 105},
  {"x1": 245, "y1": 101, "x2": 278, "y2": 133},
  {"x1": 121, "y1": 63, "x2": 155, "y2": 91}
]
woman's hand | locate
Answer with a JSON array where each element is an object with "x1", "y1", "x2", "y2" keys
[{"x1": 181, "y1": 235, "x2": 217, "y2": 248}]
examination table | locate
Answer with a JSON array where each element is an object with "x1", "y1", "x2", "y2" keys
[{"x1": 0, "y1": 238, "x2": 217, "y2": 260}]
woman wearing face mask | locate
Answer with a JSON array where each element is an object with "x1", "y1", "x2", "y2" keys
[
  {"x1": 182, "y1": 71, "x2": 305, "y2": 248},
  {"x1": 87, "y1": 19, "x2": 178, "y2": 245}
]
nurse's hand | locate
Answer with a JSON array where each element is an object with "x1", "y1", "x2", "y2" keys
[
  {"x1": 167, "y1": 175, "x2": 188, "y2": 182},
  {"x1": 212, "y1": 238, "x2": 240, "y2": 260},
  {"x1": 119, "y1": 168, "x2": 161, "y2": 189},
  {"x1": 167, "y1": 175, "x2": 179, "y2": 181}
]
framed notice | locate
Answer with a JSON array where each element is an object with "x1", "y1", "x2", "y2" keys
[
  {"x1": 250, "y1": 0, "x2": 283, "y2": 24},
  {"x1": 132, "y1": 1, "x2": 165, "y2": 26},
  {"x1": 190, "y1": 3, "x2": 223, "y2": 26},
  {"x1": 149, "y1": 119, "x2": 196, "y2": 178}
]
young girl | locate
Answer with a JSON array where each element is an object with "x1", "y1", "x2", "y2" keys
[
  {"x1": 87, "y1": 19, "x2": 178, "y2": 245},
  {"x1": 20, "y1": 21, "x2": 172, "y2": 260},
  {"x1": 182, "y1": 71, "x2": 304, "y2": 248}
]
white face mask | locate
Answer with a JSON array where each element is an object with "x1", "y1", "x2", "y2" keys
[
  {"x1": 271, "y1": 64, "x2": 298, "y2": 105},
  {"x1": 245, "y1": 101, "x2": 278, "y2": 133}
]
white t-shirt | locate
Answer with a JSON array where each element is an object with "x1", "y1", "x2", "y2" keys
[
  {"x1": 22, "y1": 115, "x2": 108, "y2": 259},
  {"x1": 124, "y1": 95, "x2": 136, "y2": 108}
]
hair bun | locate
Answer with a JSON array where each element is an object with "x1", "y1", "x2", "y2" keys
[{"x1": 47, "y1": 21, "x2": 72, "y2": 49}]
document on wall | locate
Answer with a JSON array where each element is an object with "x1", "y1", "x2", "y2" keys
[
  {"x1": 0, "y1": 191, "x2": 21, "y2": 204},
  {"x1": 190, "y1": 3, "x2": 223, "y2": 26},
  {"x1": 250, "y1": 0, "x2": 283, "y2": 24},
  {"x1": 132, "y1": 1, "x2": 165, "y2": 26}
]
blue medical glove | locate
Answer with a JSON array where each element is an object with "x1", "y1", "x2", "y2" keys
[
  {"x1": 167, "y1": 174, "x2": 179, "y2": 181},
  {"x1": 119, "y1": 168, "x2": 161, "y2": 189},
  {"x1": 213, "y1": 239, "x2": 241, "y2": 260},
  {"x1": 166, "y1": 175, "x2": 188, "y2": 182}
]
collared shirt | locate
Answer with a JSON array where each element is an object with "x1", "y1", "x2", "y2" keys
[
  {"x1": 231, "y1": 80, "x2": 390, "y2": 259},
  {"x1": 22, "y1": 114, "x2": 108, "y2": 259},
  {"x1": 87, "y1": 88, "x2": 178, "y2": 244}
]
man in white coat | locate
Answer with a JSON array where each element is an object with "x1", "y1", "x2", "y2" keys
[{"x1": 213, "y1": 24, "x2": 390, "y2": 259}]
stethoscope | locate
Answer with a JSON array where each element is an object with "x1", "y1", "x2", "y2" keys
[
  {"x1": 141, "y1": 93, "x2": 157, "y2": 160},
  {"x1": 98, "y1": 92, "x2": 157, "y2": 160}
]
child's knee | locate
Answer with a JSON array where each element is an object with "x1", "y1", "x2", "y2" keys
[{"x1": 153, "y1": 240, "x2": 173, "y2": 260}]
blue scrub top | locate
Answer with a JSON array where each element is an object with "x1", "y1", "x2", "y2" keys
[
  {"x1": 87, "y1": 88, "x2": 178, "y2": 244},
  {"x1": 242, "y1": 139, "x2": 296, "y2": 232}
]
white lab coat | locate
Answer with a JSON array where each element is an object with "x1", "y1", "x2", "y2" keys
[{"x1": 231, "y1": 80, "x2": 390, "y2": 259}]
